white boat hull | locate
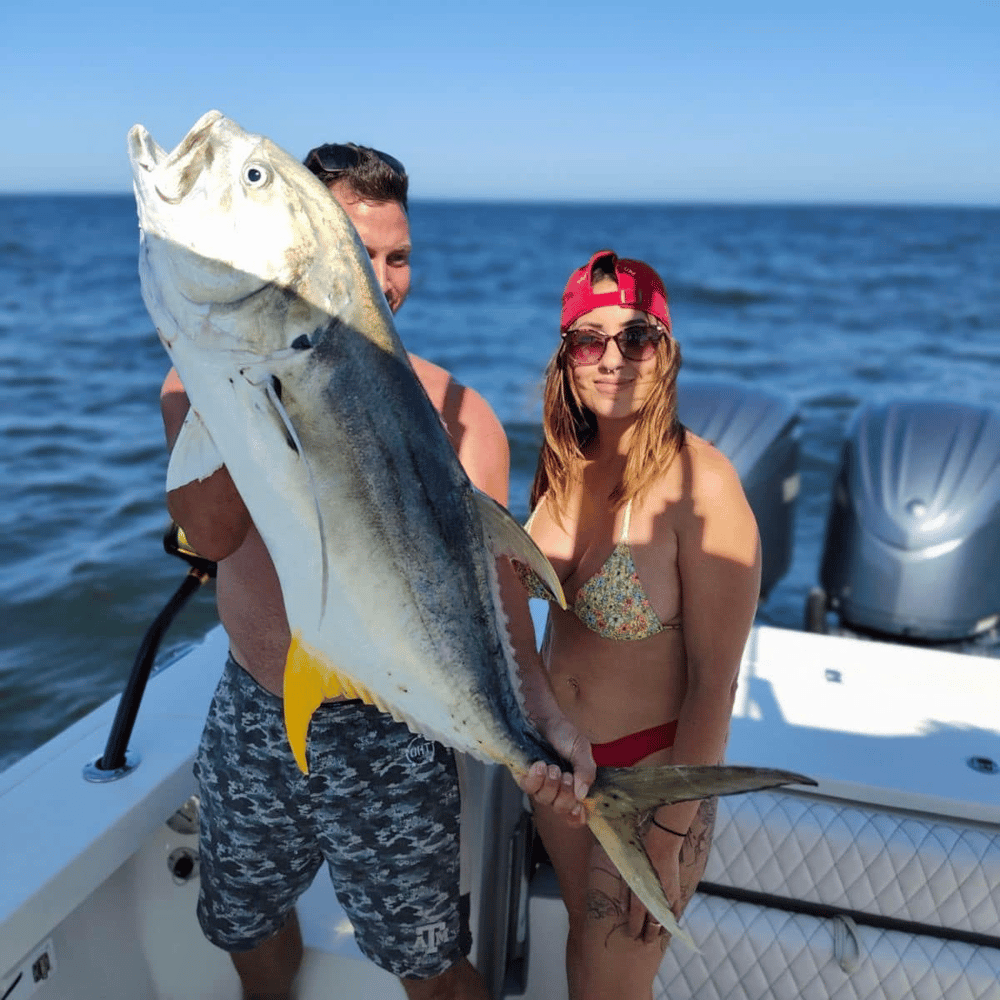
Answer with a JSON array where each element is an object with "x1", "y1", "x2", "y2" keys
[{"x1": 3, "y1": 620, "x2": 999, "y2": 999}]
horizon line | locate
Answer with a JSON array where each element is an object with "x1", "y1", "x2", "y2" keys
[{"x1": 1, "y1": 191, "x2": 998, "y2": 211}]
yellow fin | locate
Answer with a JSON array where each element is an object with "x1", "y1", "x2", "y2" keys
[
  {"x1": 283, "y1": 631, "x2": 346, "y2": 773},
  {"x1": 283, "y1": 632, "x2": 390, "y2": 772},
  {"x1": 340, "y1": 674, "x2": 382, "y2": 709}
]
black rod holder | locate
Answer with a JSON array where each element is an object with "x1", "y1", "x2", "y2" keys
[{"x1": 83, "y1": 525, "x2": 216, "y2": 783}]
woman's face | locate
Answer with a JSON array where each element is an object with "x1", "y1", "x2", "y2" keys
[{"x1": 565, "y1": 301, "x2": 663, "y2": 424}]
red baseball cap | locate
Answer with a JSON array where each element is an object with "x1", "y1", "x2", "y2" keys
[{"x1": 560, "y1": 250, "x2": 671, "y2": 333}]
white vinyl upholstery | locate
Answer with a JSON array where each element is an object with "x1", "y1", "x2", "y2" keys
[
  {"x1": 656, "y1": 892, "x2": 1000, "y2": 1000},
  {"x1": 704, "y1": 790, "x2": 1000, "y2": 935},
  {"x1": 654, "y1": 790, "x2": 1000, "y2": 999}
]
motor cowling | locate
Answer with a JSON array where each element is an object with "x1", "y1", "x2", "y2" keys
[
  {"x1": 820, "y1": 398, "x2": 1000, "y2": 641},
  {"x1": 678, "y1": 379, "x2": 800, "y2": 601}
]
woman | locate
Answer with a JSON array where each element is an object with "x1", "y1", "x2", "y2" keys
[{"x1": 518, "y1": 250, "x2": 761, "y2": 1000}]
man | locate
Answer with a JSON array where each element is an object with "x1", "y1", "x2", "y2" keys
[
  {"x1": 161, "y1": 143, "x2": 588, "y2": 1000},
  {"x1": 299, "y1": 143, "x2": 509, "y2": 503}
]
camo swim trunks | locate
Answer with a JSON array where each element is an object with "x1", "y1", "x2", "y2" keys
[{"x1": 194, "y1": 654, "x2": 469, "y2": 979}]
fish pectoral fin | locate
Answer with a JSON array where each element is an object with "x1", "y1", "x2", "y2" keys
[
  {"x1": 474, "y1": 490, "x2": 567, "y2": 609},
  {"x1": 166, "y1": 407, "x2": 224, "y2": 491},
  {"x1": 283, "y1": 632, "x2": 393, "y2": 773},
  {"x1": 585, "y1": 803, "x2": 696, "y2": 952}
]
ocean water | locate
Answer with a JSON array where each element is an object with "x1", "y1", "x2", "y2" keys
[{"x1": 1, "y1": 196, "x2": 998, "y2": 771}]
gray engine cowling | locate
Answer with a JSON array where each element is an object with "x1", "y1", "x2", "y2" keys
[
  {"x1": 678, "y1": 379, "x2": 800, "y2": 601},
  {"x1": 819, "y1": 398, "x2": 1000, "y2": 641}
]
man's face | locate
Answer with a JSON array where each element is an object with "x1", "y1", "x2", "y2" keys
[{"x1": 328, "y1": 181, "x2": 412, "y2": 314}]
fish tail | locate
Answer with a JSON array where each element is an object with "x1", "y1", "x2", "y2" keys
[
  {"x1": 584, "y1": 764, "x2": 816, "y2": 952},
  {"x1": 584, "y1": 805, "x2": 697, "y2": 950}
]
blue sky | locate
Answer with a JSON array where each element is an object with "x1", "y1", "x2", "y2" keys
[{"x1": 2, "y1": 1, "x2": 997, "y2": 204}]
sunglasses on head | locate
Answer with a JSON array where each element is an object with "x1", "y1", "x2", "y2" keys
[
  {"x1": 305, "y1": 144, "x2": 407, "y2": 178},
  {"x1": 562, "y1": 324, "x2": 665, "y2": 366}
]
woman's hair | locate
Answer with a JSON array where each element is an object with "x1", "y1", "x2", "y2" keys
[{"x1": 530, "y1": 297, "x2": 685, "y2": 519}]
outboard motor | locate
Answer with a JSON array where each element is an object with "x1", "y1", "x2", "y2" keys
[
  {"x1": 678, "y1": 379, "x2": 800, "y2": 601},
  {"x1": 813, "y1": 398, "x2": 1000, "y2": 645}
]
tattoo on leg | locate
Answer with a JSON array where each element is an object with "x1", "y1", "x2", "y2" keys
[
  {"x1": 586, "y1": 888, "x2": 621, "y2": 922},
  {"x1": 677, "y1": 797, "x2": 717, "y2": 906},
  {"x1": 586, "y1": 868, "x2": 632, "y2": 946},
  {"x1": 588, "y1": 865, "x2": 625, "y2": 919},
  {"x1": 680, "y1": 798, "x2": 715, "y2": 863}
]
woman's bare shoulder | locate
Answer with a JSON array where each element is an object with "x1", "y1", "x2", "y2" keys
[
  {"x1": 672, "y1": 431, "x2": 759, "y2": 566},
  {"x1": 638, "y1": 431, "x2": 744, "y2": 512},
  {"x1": 679, "y1": 430, "x2": 746, "y2": 505}
]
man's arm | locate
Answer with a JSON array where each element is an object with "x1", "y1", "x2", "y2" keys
[
  {"x1": 160, "y1": 368, "x2": 252, "y2": 562},
  {"x1": 451, "y1": 387, "x2": 511, "y2": 506}
]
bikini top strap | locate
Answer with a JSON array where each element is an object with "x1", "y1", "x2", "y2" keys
[
  {"x1": 524, "y1": 493, "x2": 546, "y2": 531},
  {"x1": 620, "y1": 498, "x2": 634, "y2": 544}
]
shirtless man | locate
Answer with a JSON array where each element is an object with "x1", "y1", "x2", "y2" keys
[{"x1": 162, "y1": 143, "x2": 587, "y2": 1000}]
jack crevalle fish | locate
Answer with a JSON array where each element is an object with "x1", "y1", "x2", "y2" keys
[{"x1": 128, "y1": 110, "x2": 814, "y2": 949}]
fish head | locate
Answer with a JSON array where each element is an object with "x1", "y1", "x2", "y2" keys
[{"x1": 128, "y1": 110, "x2": 397, "y2": 363}]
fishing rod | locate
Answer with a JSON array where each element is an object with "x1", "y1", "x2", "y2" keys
[{"x1": 83, "y1": 524, "x2": 216, "y2": 783}]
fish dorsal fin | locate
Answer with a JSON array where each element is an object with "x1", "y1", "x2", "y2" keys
[
  {"x1": 166, "y1": 407, "x2": 225, "y2": 491},
  {"x1": 474, "y1": 491, "x2": 567, "y2": 609}
]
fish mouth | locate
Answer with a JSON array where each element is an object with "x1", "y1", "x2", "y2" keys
[{"x1": 128, "y1": 109, "x2": 225, "y2": 205}]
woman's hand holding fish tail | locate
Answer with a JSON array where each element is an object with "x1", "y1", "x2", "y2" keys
[
  {"x1": 519, "y1": 712, "x2": 595, "y2": 826},
  {"x1": 497, "y1": 559, "x2": 595, "y2": 823},
  {"x1": 513, "y1": 654, "x2": 595, "y2": 825}
]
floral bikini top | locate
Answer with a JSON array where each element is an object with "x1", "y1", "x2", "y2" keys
[{"x1": 513, "y1": 497, "x2": 682, "y2": 642}]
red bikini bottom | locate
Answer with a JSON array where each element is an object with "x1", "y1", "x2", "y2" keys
[{"x1": 591, "y1": 719, "x2": 678, "y2": 767}]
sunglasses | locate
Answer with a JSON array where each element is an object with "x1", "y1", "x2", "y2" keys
[
  {"x1": 305, "y1": 144, "x2": 407, "y2": 179},
  {"x1": 562, "y1": 324, "x2": 665, "y2": 366}
]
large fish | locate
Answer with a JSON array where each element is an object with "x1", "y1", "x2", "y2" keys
[{"x1": 128, "y1": 110, "x2": 813, "y2": 948}]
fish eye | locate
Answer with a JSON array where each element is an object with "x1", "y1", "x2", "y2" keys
[{"x1": 243, "y1": 162, "x2": 271, "y2": 188}]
